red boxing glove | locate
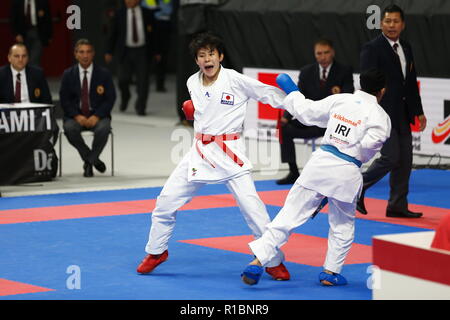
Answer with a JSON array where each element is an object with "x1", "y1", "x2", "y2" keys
[{"x1": 182, "y1": 100, "x2": 195, "y2": 121}]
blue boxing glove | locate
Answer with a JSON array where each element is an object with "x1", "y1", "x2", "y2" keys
[{"x1": 276, "y1": 73, "x2": 299, "y2": 94}]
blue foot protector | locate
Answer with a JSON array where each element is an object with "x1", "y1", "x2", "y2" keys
[
  {"x1": 241, "y1": 265, "x2": 263, "y2": 285},
  {"x1": 319, "y1": 271, "x2": 348, "y2": 286}
]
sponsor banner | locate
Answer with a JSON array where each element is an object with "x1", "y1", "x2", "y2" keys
[
  {"x1": 415, "y1": 77, "x2": 450, "y2": 156},
  {"x1": 243, "y1": 67, "x2": 450, "y2": 157},
  {"x1": 0, "y1": 106, "x2": 58, "y2": 185},
  {"x1": 0, "y1": 107, "x2": 53, "y2": 134}
]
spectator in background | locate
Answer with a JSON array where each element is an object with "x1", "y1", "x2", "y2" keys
[
  {"x1": 10, "y1": 0, "x2": 53, "y2": 67},
  {"x1": 276, "y1": 38, "x2": 354, "y2": 185},
  {"x1": 0, "y1": 43, "x2": 52, "y2": 105},
  {"x1": 105, "y1": 0, "x2": 160, "y2": 116},
  {"x1": 357, "y1": 4, "x2": 427, "y2": 218},
  {"x1": 60, "y1": 39, "x2": 116, "y2": 177}
]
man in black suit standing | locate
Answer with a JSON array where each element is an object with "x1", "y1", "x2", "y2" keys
[
  {"x1": 277, "y1": 39, "x2": 354, "y2": 184},
  {"x1": 105, "y1": 0, "x2": 159, "y2": 116},
  {"x1": 60, "y1": 39, "x2": 116, "y2": 177},
  {"x1": 0, "y1": 43, "x2": 52, "y2": 104},
  {"x1": 10, "y1": 0, "x2": 53, "y2": 67},
  {"x1": 357, "y1": 5, "x2": 427, "y2": 218}
]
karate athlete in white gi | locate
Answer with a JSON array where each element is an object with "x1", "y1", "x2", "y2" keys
[
  {"x1": 137, "y1": 32, "x2": 290, "y2": 280},
  {"x1": 241, "y1": 69, "x2": 391, "y2": 286}
]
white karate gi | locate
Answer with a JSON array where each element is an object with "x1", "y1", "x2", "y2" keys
[
  {"x1": 145, "y1": 67, "x2": 287, "y2": 267},
  {"x1": 249, "y1": 90, "x2": 391, "y2": 274}
]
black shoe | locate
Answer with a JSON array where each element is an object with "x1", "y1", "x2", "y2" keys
[
  {"x1": 276, "y1": 171, "x2": 299, "y2": 185},
  {"x1": 386, "y1": 209, "x2": 423, "y2": 218},
  {"x1": 356, "y1": 196, "x2": 367, "y2": 215},
  {"x1": 93, "y1": 160, "x2": 106, "y2": 173},
  {"x1": 83, "y1": 162, "x2": 94, "y2": 177}
]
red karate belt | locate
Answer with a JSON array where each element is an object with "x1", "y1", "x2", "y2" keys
[{"x1": 195, "y1": 132, "x2": 244, "y2": 168}]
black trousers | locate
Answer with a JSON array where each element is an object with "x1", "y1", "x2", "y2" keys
[
  {"x1": 63, "y1": 118, "x2": 111, "y2": 165},
  {"x1": 154, "y1": 20, "x2": 172, "y2": 90},
  {"x1": 362, "y1": 128, "x2": 413, "y2": 211},
  {"x1": 118, "y1": 47, "x2": 150, "y2": 113},
  {"x1": 280, "y1": 120, "x2": 326, "y2": 163}
]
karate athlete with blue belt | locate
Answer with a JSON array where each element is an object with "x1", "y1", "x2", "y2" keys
[
  {"x1": 241, "y1": 69, "x2": 391, "y2": 286},
  {"x1": 137, "y1": 32, "x2": 290, "y2": 280}
]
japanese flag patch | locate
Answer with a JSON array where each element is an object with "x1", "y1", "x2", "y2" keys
[{"x1": 221, "y1": 92, "x2": 234, "y2": 105}]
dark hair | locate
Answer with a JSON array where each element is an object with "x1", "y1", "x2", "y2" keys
[
  {"x1": 74, "y1": 38, "x2": 95, "y2": 52},
  {"x1": 383, "y1": 4, "x2": 405, "y2": 21},
  {"x1": 360, "y1": 69, "x2": 386, "y2": 94},
  {"x1": 189, "y1": 32, "x2": 225, "y2": 59},
  {"x1": 314, "y1": 38, "x2": 334, "y2": 48}
]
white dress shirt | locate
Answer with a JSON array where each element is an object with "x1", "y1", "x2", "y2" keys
[
  {"x1": 319, "y1": 63, "x2": 333, "y2": 81},
  {"x1": 126, "y1": 7, "x2": 146, "y2": 47},
  {"x1": 11, "y1": 66, "x2": 30, "y2": 103}
]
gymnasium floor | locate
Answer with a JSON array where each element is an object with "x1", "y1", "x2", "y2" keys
[{"x1": 1, "y1": 75, "x2": 449, "y2": 301}]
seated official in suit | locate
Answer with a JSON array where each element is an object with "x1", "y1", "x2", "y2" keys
[
  {"x1": 0, "y1": 43, "x2": 52, "y2": 104},
  {"x1": 60, "y1": 39, "x2": 116, "y2": 177},
  {"x1": 277, "y1": 38, "x2": 354, "y2": 185},
  {"x1": 0, "y1": 43, "x2": 58, "y2": 145}
]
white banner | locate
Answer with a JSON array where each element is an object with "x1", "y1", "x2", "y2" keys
[{"x1": 243, "y1": 67, "x2": 450, "y2": 157}]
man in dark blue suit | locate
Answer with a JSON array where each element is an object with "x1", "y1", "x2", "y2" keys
[
  {"x1": 60, "y1": 39, "x2": 116, "y2": 177},
  {"x1": 357, "y1": 5, "x2": 427, "y2": 218},
  {"x1": 105, "y1": 0, "x2": 159, "y2": 116},
  {"x1": 277, "y1": 39, "x2": 354, "y2": 184},
  {"x1": 0, "y1": 43, "x2": 52, "y2": 104}
]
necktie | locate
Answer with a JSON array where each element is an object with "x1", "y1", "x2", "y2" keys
[
  {"x1": 132, "y1": 8, "x2": 138, "y2": 43},
  {"x1": 393, "y1": 43, "x2": 399, "y2": 54},
  {"x1": 393, "y1": 43, "x2": 406, "y2": 78},
  {"x1": 15, "y1": 73, "x2": 22, "y2": 103},
  {"x1": 320, "y1": 68, "x2": 327, "y2": 88},
  {"x1": 81, "y1": 70, "x2": 90, "y2": 116}
]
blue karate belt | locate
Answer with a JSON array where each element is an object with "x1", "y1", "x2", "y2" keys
[{"x1": 320, "y1": 144, "x2": 362, "y2": 167}]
